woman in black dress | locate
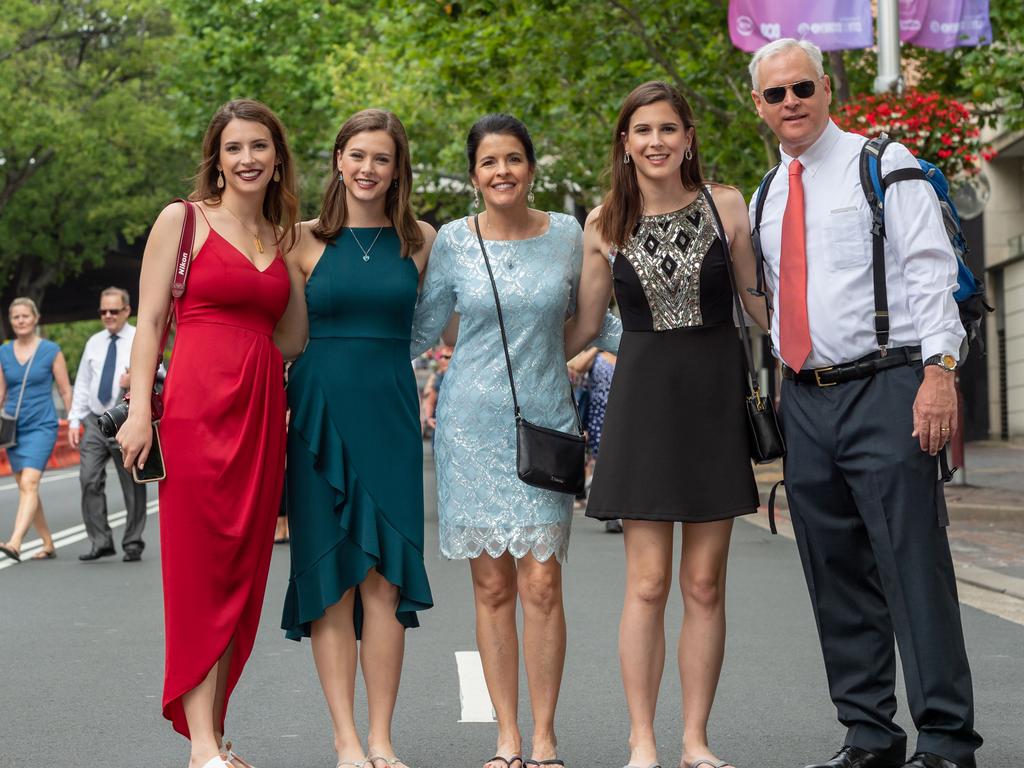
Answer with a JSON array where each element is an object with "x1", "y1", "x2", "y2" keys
[{"x1": 583, "y1": 82, "x2": 768, "y2": 768}]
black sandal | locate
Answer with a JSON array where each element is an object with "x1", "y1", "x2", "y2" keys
[{"x1": 486, "y1": 757, "x2": 524, "y2": 768}]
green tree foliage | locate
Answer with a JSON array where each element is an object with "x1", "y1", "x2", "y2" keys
[
  {"x1": 167, "y1": 0, "x2": 390, "y2": 216},
  {"x1": 4, "y1": 0, "x2": 1022, "y2": 319},
  {"x1": 0, "y1": 1, "x2": 184, "y2": 315},
  {"x1": 38, "y1": 317, "x2": 105, "y2": 379},
  {"x1": 377, "y1": 0, "x2": 775, "y2": 217}
]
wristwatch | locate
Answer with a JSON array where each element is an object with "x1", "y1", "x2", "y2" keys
[{"x1": 923, "y1": 353, "x2": 957, "y2": 372}]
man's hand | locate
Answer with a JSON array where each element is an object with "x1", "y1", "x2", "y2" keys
[
  {"x1": 912, "y1": 367, "x2": 957, "y2": 455},
  {"x1": 118, "y1": 368, "x2": 131, "y2": 390},
  {"x1": 68, "y1": 425, "x2": 81, "y2": 449}
]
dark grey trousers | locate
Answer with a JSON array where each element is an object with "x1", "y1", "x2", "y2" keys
[
  {"x1": 781, "y1": 363, "x2": 981, "y2": 767},
  {"x1": 79, "y1": 416, "x2": 147, "y2": 552}
]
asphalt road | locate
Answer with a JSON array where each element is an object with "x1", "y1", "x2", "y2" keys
[{"x1": 1, "y1": 450, "x2": 1022, "y2": 768}]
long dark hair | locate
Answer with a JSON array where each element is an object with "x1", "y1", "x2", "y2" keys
[
  {"x1": 466, "y1": 113, "x2": 536, "y2": 175},
  {"x1": 312, "y1": 109, "x2": 424, "y2": 257},
  {"x1": 190, "y1": 99, "x2": 299, "y2": 253},
  {"x1": 597, "y1": 81, "x2": 704, "y2": 249}
]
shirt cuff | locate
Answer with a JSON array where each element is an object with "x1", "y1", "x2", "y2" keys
[
  {"x1": 920, "y1": 331, "x2": 964, "y2": 364},
  {"x1": 68, "y1": 418, "x2": 81, "y2": 430}
]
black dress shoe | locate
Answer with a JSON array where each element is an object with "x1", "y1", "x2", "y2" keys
[
  {"x1": 903, "y1": 753, "x2": 963, "y2": 768},
  {"x1": 79, "y1": 545, "x2": 116, "y2": 561},
  {"x1": 804, "y1": 746, "x2": 902, "y2": 768},
  {"x1": 122, "y1": 550, "x2": 142, "y2": 562}
]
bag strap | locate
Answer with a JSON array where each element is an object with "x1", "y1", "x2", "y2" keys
[
  {"x1": 472, "y1": 214, "x2": 582, "y2": 434},
  {"x1": 156, "y1": 199, "x2": 197, "y2": 370},
  {"x1": 700, "y1": 187, "x2": 759, "y2": 397},
  {"x1": 751, "y1": 163, "x2": 780, "y2": 303},
  {"x1": 9, "y1": 342, "x2": 40, "y2": 420},
  {"x1": 859, "y1": 136, "x2": 893, "y2": 355},
  {"x1": 170, "y1": 198, "x2": 196, "y2": 299}
]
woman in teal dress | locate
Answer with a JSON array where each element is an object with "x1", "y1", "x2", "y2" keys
[
  {"x1": 0, "y1": 297, "x2": 73, "y2": 563},
  {"x1": 276, "y1": 109, "x2": 435, "y2": 768}
]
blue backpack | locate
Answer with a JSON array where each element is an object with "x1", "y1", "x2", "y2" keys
[{"x1": 751, "y1": 133, "x2": 993, "y2": 357}]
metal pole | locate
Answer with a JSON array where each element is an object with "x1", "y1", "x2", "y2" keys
[{"x1": 874, "y1": 0, "x2": 904, "y2": 94}]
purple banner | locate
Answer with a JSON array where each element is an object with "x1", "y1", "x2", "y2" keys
[
  {"x1": 729, "y1": 0, "x2": 873, "y2": 52},
  {"x1": 899, "y1": 0, "x2": 992, "y2": 49}
]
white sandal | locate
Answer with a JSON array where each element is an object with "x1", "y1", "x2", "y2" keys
[
  {"x1": 223, "y1": 740, "x2": 257, "y2": 768},
  {"x1": 200, "y1": 757, "x2": 232, "y2": 768}
]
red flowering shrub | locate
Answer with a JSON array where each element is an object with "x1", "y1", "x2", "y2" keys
[{"x1": 833, "y1": 90, "x2": 995, "y2": 182}]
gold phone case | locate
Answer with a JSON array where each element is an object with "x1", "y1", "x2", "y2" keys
[{"x1": 132, "y1": 422, "x2": 166, "y2": 484}]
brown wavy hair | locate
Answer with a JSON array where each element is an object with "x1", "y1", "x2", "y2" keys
[
  {"x1": 597, "y1": 81, "x2": 704, "y2": 249},
  {"x1": 311, "y1": 109, "x2": 424, "y2": 257},
  {"x1": 189, "y1": 99, "x2": 299, "y2": 253}
]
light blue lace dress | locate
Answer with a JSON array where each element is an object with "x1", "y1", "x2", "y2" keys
[{"x1": 411, "y1": 213, "x2": 619, "y2": 563}]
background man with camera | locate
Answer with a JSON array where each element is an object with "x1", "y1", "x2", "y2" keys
[{"x1": 68, "y1": 287, "x2": 147, "y2": 562}]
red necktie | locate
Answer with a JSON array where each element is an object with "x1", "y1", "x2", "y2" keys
[{"x1": 779, "y1": 159, "x2": 811, "y2": 371}]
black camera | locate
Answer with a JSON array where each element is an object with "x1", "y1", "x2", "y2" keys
[
  {"x1": 97, "y1": 400, "x2": 130, "y2": 438},
  {"x1": 96, "y1": 397, "x2": 166, "y2": 483}
]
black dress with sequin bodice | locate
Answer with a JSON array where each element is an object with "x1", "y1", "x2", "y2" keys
[
  {"x1": 613, "y1": 196, "x2": 733, "y2": 332},
  {"x1": 587, "y1": 192, "x2": 759, "y2": 522}
]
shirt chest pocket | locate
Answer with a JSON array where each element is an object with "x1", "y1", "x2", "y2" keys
[{"x1": 826, "y1": 207, "x2": 871, "y2": 270}]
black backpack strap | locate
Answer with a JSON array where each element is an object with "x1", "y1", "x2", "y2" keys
[
  {"x1": 751, "y1": 163, "x2": 781, "y2": 302},
  {"x1": 882, "y1": 167, "x2": 927, "y2": 188},
  {"x1": 859, "y1": 136, "x2": 893, "y2": 355},
  {"x1": 767, "y1": 480, "x2": 784, "y2": 535}
]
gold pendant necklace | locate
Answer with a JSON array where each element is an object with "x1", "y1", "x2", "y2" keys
[
  {"x1": 221, "y1": 203, "x2": 265, "y2": 254},
  {"x1": 349, "y1": 226, "x2": 384, "y2": 262}
]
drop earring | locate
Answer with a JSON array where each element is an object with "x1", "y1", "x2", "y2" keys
[
  {"x1": 623, "y1": 153, "x2": 631, "y2": 165},
  {"x1": 528, "y1": 181, "x2": 535, "y2": 205},
  {"x1": 217, "y1": 170, "x2": 225, "y2": 189},
  {"x1": 338, "y1": 171, "x2": 344, "y2": 182},
  {"x1": 472, "y1": 186, "x2": 479, "y2": 211},
  {"x1": 273, "y1": 165, "x2": 281, "y2": 182},
  {"x1": 685, "y1": 146, "x2": 693, "y2": 161}
]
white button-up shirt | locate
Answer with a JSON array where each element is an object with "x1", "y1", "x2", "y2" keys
[
  {"x1": 749, "y1": 119, "x2": 965, "y2": 369},
  {"x1": 68, "y1": 323, "x2": 137, "y2": 429}
]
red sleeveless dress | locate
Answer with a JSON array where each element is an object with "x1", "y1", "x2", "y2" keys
[{"x1": 158, "y1": 227, "x2": 289, "y2": 738}]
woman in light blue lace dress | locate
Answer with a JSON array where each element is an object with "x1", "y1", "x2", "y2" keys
[{"x1": 411, "y1": 115, "x2": 618, "y2": 768}]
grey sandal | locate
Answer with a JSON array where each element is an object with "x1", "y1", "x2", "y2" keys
[
  {"x1": 525, "y1": 761, "x2": 565, "y2": 767},
  {"x1": 686, "y1": 760, "x2": 733, "y2": 768},
  {"x1": 623, "y1": 764, "x2": 662, "y2": 768},
  {"x1": 368, "y1": 758, "x2": 409, "y2": 768}
]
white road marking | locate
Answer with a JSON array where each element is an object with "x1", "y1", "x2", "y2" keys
[
  {"x1": 455, "y1": 650, "x2": 495, "y2": 722},
  {"x1": 0, "y1": 499, "x2": 159, "y2": 570},
  {"x1": 0, "y1": 468, "x2": 80, "y2": 492}
]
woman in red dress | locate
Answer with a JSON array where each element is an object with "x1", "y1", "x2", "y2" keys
[{"x1": 118, "y1": 99, "x2": 301, "y2": 768}]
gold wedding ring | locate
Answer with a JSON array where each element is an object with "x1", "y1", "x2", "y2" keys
[{"x1": 940, "y1": 426, "x2": 950, "y2": 433}]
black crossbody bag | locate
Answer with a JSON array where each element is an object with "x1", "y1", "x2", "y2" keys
[
  {"x1": 474, "y1": 214, "x2": 586, "y2": 495},
  {"x1": 701, "y1": 187, "x2": 785, "y2": 464}
]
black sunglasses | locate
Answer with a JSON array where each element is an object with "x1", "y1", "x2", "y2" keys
[
  {"x1": 98, "y1": 308, "x2": 126, "y2": 316},
  {"x1": 762, "y1": 79, "x2": 817, "y2": 105}
]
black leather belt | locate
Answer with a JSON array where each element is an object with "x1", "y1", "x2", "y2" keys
[{"x1": 782, "y1": 346, "x2": 922, "y2": 387}]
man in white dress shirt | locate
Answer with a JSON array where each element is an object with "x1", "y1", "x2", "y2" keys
[
  {"x1": 748, "y1": 40, "x2": 981, "y2": 768},
  {"x1": 68, "y1": 287, "x2": 147, "y2": 562}
]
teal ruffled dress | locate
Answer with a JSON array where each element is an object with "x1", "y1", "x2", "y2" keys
[{"x1": 282, "y1": 228, "x2": 433, "y2": 640}]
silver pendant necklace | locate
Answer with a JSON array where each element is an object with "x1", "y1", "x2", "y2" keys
[{"x1": 349, "y1": 226, "x2": 384, "y2": 262}]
